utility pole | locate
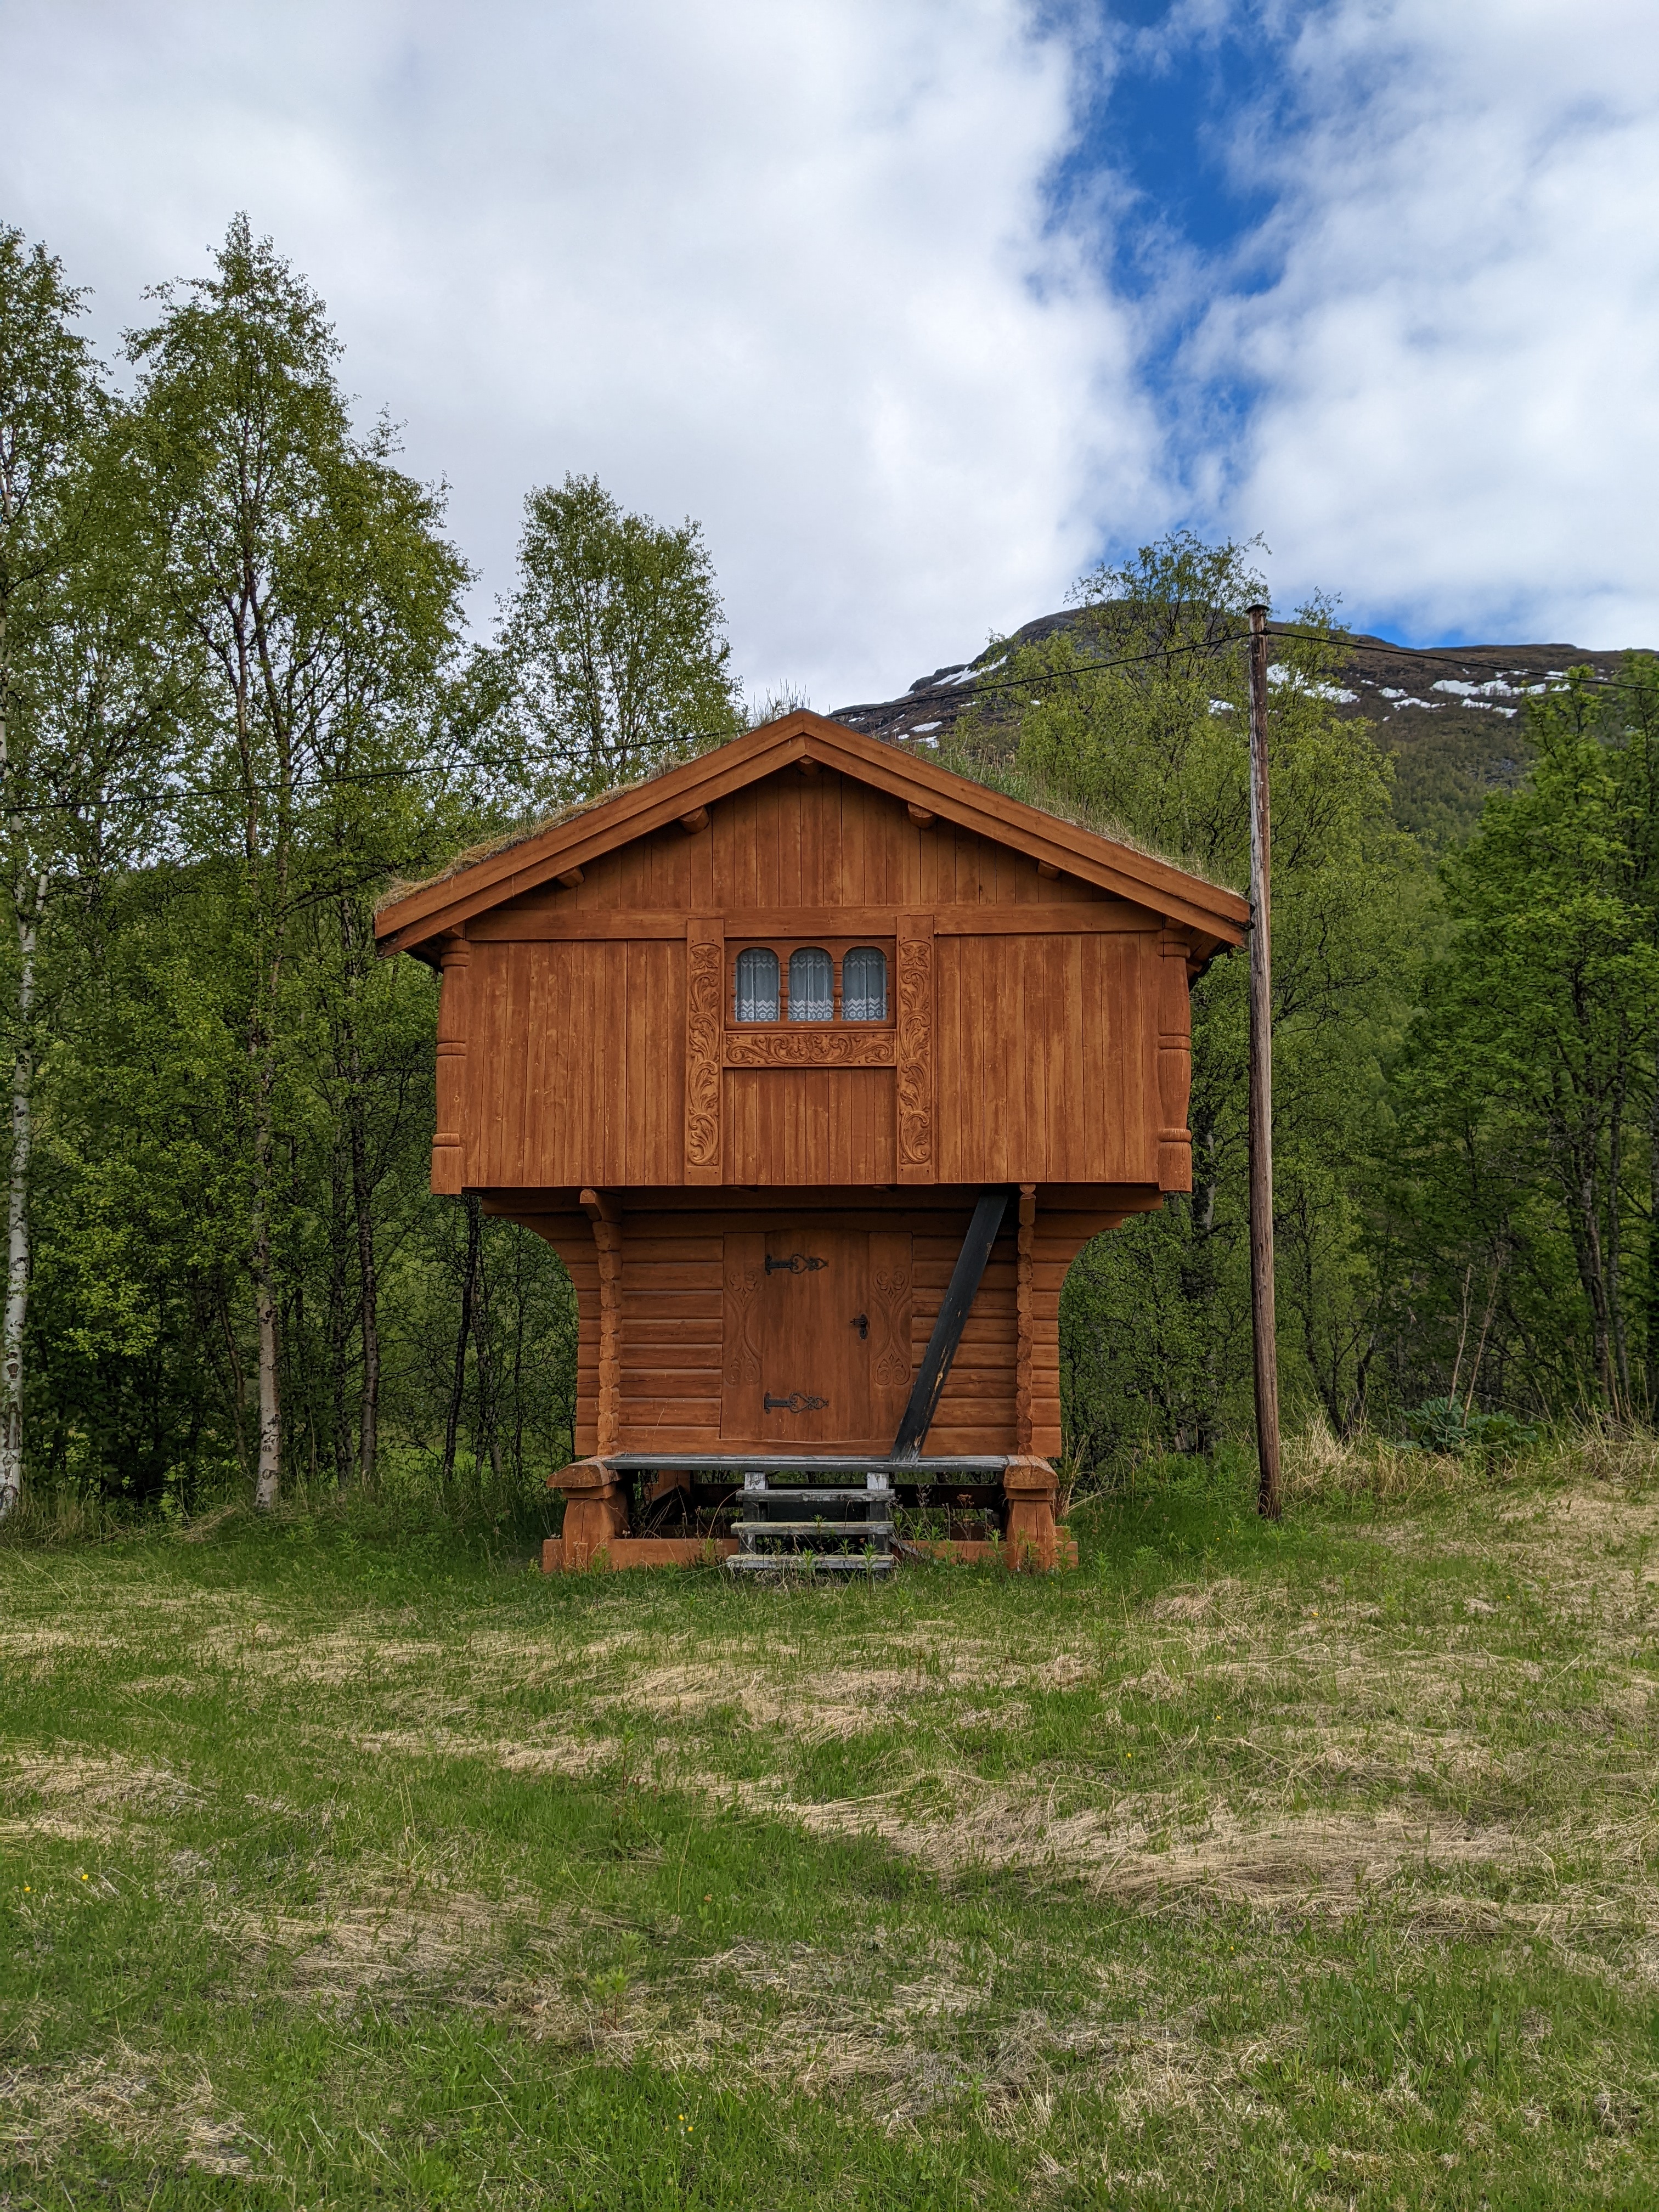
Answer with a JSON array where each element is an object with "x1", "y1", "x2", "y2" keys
[{"x1": 1246, "y1": 603, "x2": 1282, "y2": 1519}]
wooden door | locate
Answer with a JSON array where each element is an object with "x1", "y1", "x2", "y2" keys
[{"x1": 721, "y1": 1230, "x2": 912, "y2": 1449}]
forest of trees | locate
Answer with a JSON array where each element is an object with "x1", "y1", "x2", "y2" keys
[{"x1": 2, "y1": 213, "x2": 1655, "y2": 1521}]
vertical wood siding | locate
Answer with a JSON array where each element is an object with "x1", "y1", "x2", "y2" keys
[{"x1": 462, "y1": 769, "x2": 1170, "y2": 1194}]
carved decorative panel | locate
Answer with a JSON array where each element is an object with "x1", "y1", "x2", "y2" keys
[
  {"x1": 723, "y1": 1256, "x2": 763, "y2": 1385},
  {"x1": 721, "y1": 1029, "x2": 895, "y2": 1068},
  {"x1": 872, "y1": 1261, "x2": 912, "y2": 1389},
  {"x1": 684, "y1": 919, "x2": 724, "y2": 1182},
  {"x1": 895, "y1": 916, "x2": 935, "y2": 1182},
  {"x1": 431, "y1": 930, "x2": 470, "y2": 1197}
]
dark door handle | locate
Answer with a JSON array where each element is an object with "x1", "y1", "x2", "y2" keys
[{"x1": 851, "y1": 1312, "x2": 869, "y2": 1339}]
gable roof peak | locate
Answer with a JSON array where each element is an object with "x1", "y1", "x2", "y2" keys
[{"x1": 375, "y1": 711, "x2": 1248, "y2": 954}]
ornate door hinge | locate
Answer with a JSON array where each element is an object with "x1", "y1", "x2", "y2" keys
[
  {"x1": 764, "y1": 1391, "x2": 828, "y2": 1414},
  {"x1": 765, "y1": 1251, "x2": 826, "y2": 1274}
]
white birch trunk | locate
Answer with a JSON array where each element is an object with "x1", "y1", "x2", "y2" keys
[
  {"x1": 251, "y1": 1048, "x2": 281, "y2": 1510},
  {"x1": 0, "y1": 879, "x2": 42, "y2": 1516}
]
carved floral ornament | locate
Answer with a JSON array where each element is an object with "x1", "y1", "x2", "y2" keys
[
  {"x1": 684, "y1": 934, "x2": 724, "y2": 1171},
  {"x1": 723, "y1": 1029, "x2": 895, "y2": 1068}
]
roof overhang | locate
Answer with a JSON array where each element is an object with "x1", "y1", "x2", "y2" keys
[{"x1": 374, "y1": 710, "x2": 1249, "y2": 957}]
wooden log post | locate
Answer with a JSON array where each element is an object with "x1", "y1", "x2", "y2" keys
[
  {"x1": 431, "y1": 930, "x2": 470, "y2": 1195},
  {"x1": 1015, "y1": 1184, "x2": 1036, "y2": 1453},
  {"x1": 545, "y1": 1457, "x2": 629, "y2": 1571},
  {"x1": 582, "y1": 1189, "x2": 623, "y2": 1458},
  {"x1": 1246, "y1": 603, "x2": 1283, "y2": 1519},
  {"x1": 1002, "y1": 1455, "x2": 1058, "y2": 1571},
  {"x1": 1156, "y1": 928, "x2": 1194, "y2": 1193}
]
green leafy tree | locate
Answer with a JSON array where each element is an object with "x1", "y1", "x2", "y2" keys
[
  {"x1": 128, "y1": 215, "x2": 469, "y2": 1508},
  {"x1": 0, "y1": 229, "x2": 188, "y2": 1516},
  {"x1": 494, "y1": 472, "x2": 743, "y2": 806},
  {"x1": 1391, "y1": 667, "x2": 1659, "y2": 1415},
  {"x1": 952, "y1": 533, "x2": 1424, "y2": 1459}
]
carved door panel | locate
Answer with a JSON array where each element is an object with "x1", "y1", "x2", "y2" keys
[
  {"x1": 721, "y1": 1230, "x2": 905, "y2": 1447},
  {"x1": 720, "y1": 1232, "x2": 768, "y2": 1441},
  {"x1": 867, "y1": 1232, "x2": 915, "y2": 1441}
]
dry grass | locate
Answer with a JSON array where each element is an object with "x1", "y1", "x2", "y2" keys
[
  {"x1": 1, "y1": 2046, "x2": 256, "y2": 2181},
  {"x1": 1282, "y1": 1414, "x2": 1659, "y2": 1505},
  {"x1": 5, "y1": 1447, "x2": 1659, "y2": 2203}
]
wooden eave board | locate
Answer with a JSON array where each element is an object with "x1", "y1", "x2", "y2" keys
[{"x1": 374, "y1": 710, "x2": 1249, "y2": 952}]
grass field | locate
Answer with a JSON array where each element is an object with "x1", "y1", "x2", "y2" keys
[{"x1": 4, "y1": 1443, "x2": 1659, "y2": 2209}]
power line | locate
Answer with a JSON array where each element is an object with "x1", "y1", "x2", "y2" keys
[
  {"x1": 890, "y1": 622, "x2": 1657, "y2": 716},
  {"x1": 3, "y1": 628, "x2": 1652, "y2": 822}
]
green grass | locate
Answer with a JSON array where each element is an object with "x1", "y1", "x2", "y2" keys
[{"x1": 4, "y1": 1449, "x2": 1659, "y2": 2207}]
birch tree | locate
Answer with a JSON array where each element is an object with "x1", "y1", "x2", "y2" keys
[
  {"x1": 129, "y1": 216, "x2": 466, "y2": 1509},
  {"x1": 0, "y1": 232, "x2": 95, "y2": 1514},
  {"x1": 495, "y1": 472, "x2": 743, "y2": 806},
  {"x1": 0, "y1": 232, "x2": 183, "y2": 1516}
]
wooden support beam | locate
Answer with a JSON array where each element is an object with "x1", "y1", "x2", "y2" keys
[
  {"x1": 907, "y1": 803, "x2": 935, "y2": 828},
  {"x1": 431, "y1": 930, "x2": 470, "y2": 1195},
  {"x1": 1002, "y1": 1456, "x2": 1059, "y2": 1571},
  {"x1": 1036, "y1": 860, "x2": 1060, "y2": 880},
  {"x1": 1157, "y1": 927, "x2": 1194, "y2": 1190},
  {"x1": 891, "y1": 1190, "x2": 1009, "y2": 1462},
  {"x1": 555, "y1": 865, "x2": 584, "y2": 888},
  {"x1": 1015, "y1": 1184, "x2": 1036, "y2": 1452},
  {"x1": 679, "y1": 806, "x2": 709, "y2": 833},
  {"x1": 589, "y1": 1216, "x2": 623, "y2": 1455}
]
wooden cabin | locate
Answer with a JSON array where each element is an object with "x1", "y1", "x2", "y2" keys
[{"x1": 374, "y1": 710, "x2": 1247, "y2": 1568}]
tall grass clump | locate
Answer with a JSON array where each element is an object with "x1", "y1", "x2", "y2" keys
[{"x1": 0, "y1": 1437, "x2": 563, "y2": 1555}]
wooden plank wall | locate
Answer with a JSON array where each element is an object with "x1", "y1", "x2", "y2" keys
[
  {"x1": 935, "y1": 933, "x2": 1155, "y2": 1185},
  {"x1": 517, "y1": 770, "x2": 1106, "y2": 915},
  {"x1": 616, "y1": 1215, "x2": 726, "y2": 1451},
  {"x1": 523, "y1": 1200, "x2": 1124, "y2": 1464},
  {"x1": 723, "y1": 1068, "x2": 895, "y2": 1185},
  {"x1": 462, "y1": 769, "x2": 1171, "y2": 1193},
  {"x1": 469, "y1": 939, "x2": 686, "y2": 1188},
  {"x1": 911, "y1": 1223, "x2": 1018, "y2": 1455}
]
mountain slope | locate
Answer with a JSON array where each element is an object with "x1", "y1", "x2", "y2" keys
[{"x1": 832, "y1": 613, "x2": 1641, "y2": 844}]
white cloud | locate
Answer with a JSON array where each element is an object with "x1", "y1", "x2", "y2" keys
[
  {"x1": 1197, "y1": 0, "x2": 1659, "y2": 648},
  {"x1": 12, "y1": 0, "x2": 1658, "y2": 687},
  {"x1": 2, "y1": 0, "x2": 1156, "y2": 707}
]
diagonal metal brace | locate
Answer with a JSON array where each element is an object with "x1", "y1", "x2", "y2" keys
[{"x1": 890, "y1": 1190, "x2": 1009, "y2": 1463}]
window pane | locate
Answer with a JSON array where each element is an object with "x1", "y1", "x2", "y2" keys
[
  {"x1": 788, "y1": 945, "x2": 833, "y2": 1021},
  {"x1": 734, "y1": 946, "x2": 779, "y2": 1022},
  {"x1": 842, "y1": 945, "x2": 887, "y2": 1022}
]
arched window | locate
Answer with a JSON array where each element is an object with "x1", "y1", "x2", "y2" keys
[
  {"x1": 841, "y1": 945, "x2": 887, "y2": 1022},
  {"x1": 734, "y1": 946, "x2": 779, "y2": 1022},
  {"x1": 788, "y1": 946, "x2": 833, "y2": 1022}
]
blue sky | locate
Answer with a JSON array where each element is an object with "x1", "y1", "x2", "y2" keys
[
  {"x1": 1059, "y1": 5, "x2": 1283, "y2": 274},
  {"x1": 4, "y1": 1, "x2": 1658, "y2": 702}
]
